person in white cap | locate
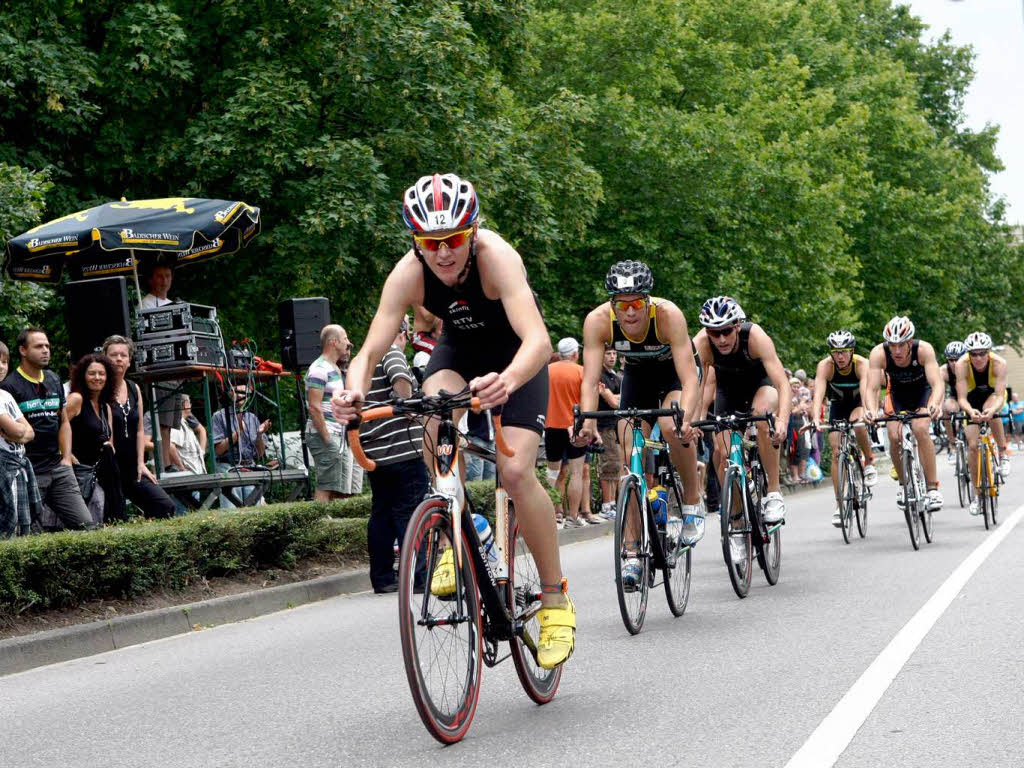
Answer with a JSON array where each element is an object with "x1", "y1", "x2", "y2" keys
[{"x1": 546, "y1": 338, "x2": 594, "y2": 526}]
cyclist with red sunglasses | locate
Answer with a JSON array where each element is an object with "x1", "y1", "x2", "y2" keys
[
  {"x1": 574, "y1": 261, "x2": 705, "y2": 574},
  {"x1": 692, "y1": 296, "x2": 791, "y2": 546},
  {"x1": 331, "y1": 173, "x2": 574, "y2": 670}
]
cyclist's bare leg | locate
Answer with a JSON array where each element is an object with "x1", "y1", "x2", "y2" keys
[
  {"x1": 828, "y1": 430, "x2": 842, "y2": 501},
  {"x1": 751, "y1": 385, "x2": 782, "y2": 493},
  {"x1": 965, "y1": 421, "x2": 981, "y2": 489},
  {"x1": 911, "y1": 407, "x2": 937, "y2": 486},
  {"x1": 713, "y1": 430, "x2": 743, "y2": 529},
  {"x1": 942, "y1": 398, "x2": 959, "y2": 452},
  {"x1": 850, "y1": 406, "x2": 874, "y2": 463},
  {"x1": 659, "y1": 390, "x2": 699, "y2": 505},
  {"x1": 497, "y1": 426, "x2": 566, "y2": 607},
  {"x1": 984, "y1": 394, "x2": 1009, "y2": 454},
  {"x1": 887, "y1": 421, "x2": 905, "y2": 484}
]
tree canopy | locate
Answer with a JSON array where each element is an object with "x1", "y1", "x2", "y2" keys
[{"x1": 1, "y1": 0, "x2": 1020, "y2": 370}]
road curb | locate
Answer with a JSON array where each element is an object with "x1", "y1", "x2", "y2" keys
[{"x1": 0, "y1": 516, "x2": 612, "y2": 678}]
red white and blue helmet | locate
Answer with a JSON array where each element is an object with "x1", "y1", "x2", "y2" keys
[
  {"x1": 402, "y1": 173, "x2": 479, "y2": 232},
  {"x1": 699, "y1": 296, "x2": 743, "y2": 328},
  {"x1": 883, "y1": 315, "x2": 915, "y2": 344}
]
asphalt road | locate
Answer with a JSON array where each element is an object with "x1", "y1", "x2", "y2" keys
[{"x1": 1, "y1": 458, "x2": 1021, "y2": 768}]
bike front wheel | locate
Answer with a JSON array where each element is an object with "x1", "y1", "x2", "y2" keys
[
  {"x1": 980, "y1": 448, "x2": 992, "y2": 530},
  {"x1": 855, "y1": 459, "x2": 868, "y2": 538},
  {"x1": 838, "y1": 455, "x2": 854, "y2": 544},
  {"x1": 916, "y1": 458, "x2": 933, "y2": 543},
  {"x1": 398, "y1": 498, "x2": 483, "y2": 744},
  {"x1": 615, "y1": 474, "x2": 650, "y2": 634},
  {"x1": 956, "y1": 444, "x2": 969, "y2": 508},
  {"x1": 902, "y1": 451, "x2": 921, "y2": 551},
  {"x1": 507, "y1": 503, "x2": 562, "y2": 704},
  {"x1": 662, "y1": 470, "x2": 691, "y2": 617},
  {"x1": 720, "y1": 470, "x2": 752, "y2": 598}
]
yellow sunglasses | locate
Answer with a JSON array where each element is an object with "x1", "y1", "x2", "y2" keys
[{"x1": 413, "y1": 227, "x2": 474, "y2": 252}]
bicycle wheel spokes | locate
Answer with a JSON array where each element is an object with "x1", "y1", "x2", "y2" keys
[
  {"x1": 507, "y1": 504, "x2": 562, "y2": 703},
  {"x1": 917, "y1": 459, "x2": 933, "y2": 544},
  {"x1": 855, "y1": 461, "x2": 868, "y2": 539},
  {"x1": 398, "y1": 499, "x2": 483, "y2": 744},
  {"x1": 662, "y1": 473, "x2": 691, "y2": 617},
  {"x1": 981, "y1": 448, "x2": 992, "y2": 530},
  {"x1": 614, "y1": 475, "x2": 649, "y2": 634},
  {"x1": 720, "y1": 472, "x2": 752, "y2": 598},
  {"x1": 956, "y1": 444, "x2": 969, "y2": 508}
]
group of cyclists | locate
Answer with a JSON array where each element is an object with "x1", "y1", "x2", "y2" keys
[{"x1": 330, "y1": 172, "x2": 1013, "y2": 675}]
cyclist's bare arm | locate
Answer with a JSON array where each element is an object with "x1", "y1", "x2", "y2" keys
[
  {"x1": 578, "y1": 305, "x2": 613, "y2": 441},
  {"x1": 344, "y1": 254, "x2": 424, "y2": 400},
  {"x1": 413, "y1": 304, "x2": 440, "y2": 335},
  {"x1": 992, "y1": 354, "x2": 1008, "y2": 405},
  {"x1": 917, "y1": 341, "x2": 943, "y2": 413},
  {"x1": 655, "y1": 300, "x2": 700, "y2": 426},
  {"x1": 865, "y1": 344, "x2": 887, "y2": 415},
  {"x1": 747, "y1": 324, "x2": 791, "y2": 427},
  {"x1": 699, "y1": 364, "x2": 716, "y2": 420},
  {"x1": 955, "y1": 357, "x2": 973, "y2": 413},
  {"x1": 476, "y1": 234, "x2": 552, "y2": 393},
  {"x1": 811, "y1": 357, "x2": 831, "y2": 426}
]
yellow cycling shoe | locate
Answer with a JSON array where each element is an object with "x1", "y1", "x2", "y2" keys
[
  {"x1": 889, "y1": 464, "x2": 899, "y2": 481},
  {"x1": 430, "y1": 548, "x2": 456, "y2": 598},
  {"x1": 536, "y1": 595, "x2": 576, "y2": 670}
]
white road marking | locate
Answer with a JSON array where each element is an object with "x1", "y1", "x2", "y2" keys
[{"x1": 784, "y1": 501, "x2": 1024, "y2": 768}]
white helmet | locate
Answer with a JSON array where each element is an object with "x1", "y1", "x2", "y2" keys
[
  {"x1": 402, "y1": 173, "x2": 479, "y2": 232},
  {"x1": 827, "y1": 330, "x2": 856, "y2": 349},
  {"x1": 963, "y1": 331, "x2": 992, "y2": 351},
  {"x1": 883, "y1": 315, "x2": 915, "y2": 344},
  {"x1": 699, "y1": 296, "x2": 744, "y2": 328},
  {"x1": 944, "y1": 341, "x2": 966, "y2": 361}
]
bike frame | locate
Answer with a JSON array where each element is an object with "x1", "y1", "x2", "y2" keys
[
  {"x1": 976, "y1": 421, "x2": 998, "y2": 495},
  {"x1": 622, "y1": 421, "x2": 678, "y2": 569}
]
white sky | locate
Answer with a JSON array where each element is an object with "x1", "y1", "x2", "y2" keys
[{"x1": 907, "y1": 0, "x2": 1024, "y2": 224}]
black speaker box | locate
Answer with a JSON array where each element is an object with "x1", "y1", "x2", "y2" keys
[
  {"x1": 64, "y1": 277, "x2": 131, "y2": 363},
  {"x1": 278, "y1": 297, "x2": 330, "y2": 370}
]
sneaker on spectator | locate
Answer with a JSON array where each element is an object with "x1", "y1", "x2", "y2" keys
[{"x1": 563, "y1": 515, "x2": 585, "y2": 529}]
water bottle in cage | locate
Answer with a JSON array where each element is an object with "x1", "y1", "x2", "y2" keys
[{"x1": 472, "y1": 513, "x2": 498, "y2": 566}]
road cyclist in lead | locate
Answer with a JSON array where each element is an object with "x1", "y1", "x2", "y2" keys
[
  {"x1": 809, "y1": 330, "x2": 879, "y2": 527},
  {"x1": 864, "y1": 315, "x2": 944, "y2": 512},
  {"x1": 331, "y1": 173, "x2": 575, "y2": 671},
  {"x1": 573, "y1": 260, "x2": 705, "y2": 591}
]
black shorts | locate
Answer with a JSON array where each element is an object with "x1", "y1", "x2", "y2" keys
[
  {"x1": 620, "y1": 361, "x2": 681, "y2": 424},
  {"x1": 544, "y1": 427, "x2": 586, "y2": 463},
  {"x1": 424, "y1": 339, "x2": 548, "y2": 436},
  {"x1": 828, "y1": 397, "x2": 859, "y2": 422},
  {"x1": 714, "y1": 375, "x2": 773, "y2": 415},
  {"x1": 890, "y1": 384, "x2": 931, "y2": 413},
  {"x1": 966, "y1": 389, "x2": 996, "y2": 411}
]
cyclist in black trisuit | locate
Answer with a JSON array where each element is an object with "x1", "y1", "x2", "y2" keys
[
  {"x1": 331, "y1": 173, "x2": 574, "y2": 670},
  {"x1": 940, "y1": 341, "x2": 966, "y2": 463},
  {"x1": 810, "y1": 330, "x2": 878, "y2": 527},
  {"x1": 692, "y1": 296, "x2": 791, "y2": 564},
  {"x1": 575, "y1": 262, "x2": 704, "y2": 588},
  {"x1": 864, "y1": 315, "x2": 944, "y2": 511}
]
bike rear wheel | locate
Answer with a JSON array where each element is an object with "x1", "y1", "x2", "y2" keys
[
  {"x1": 507, "y1": 503, "x2": 562, "y2": 704},
  {"x1": 916, "y1": 458, "x2": 933, "y2": 544},
  {"x1": 615, "y1": 475, "x2": 649, "y2": 634},
  {"x1": 398, "y1": 498, "x2": 483, "y2": 744},
  {"x1": 855, "y1": 459, "x2": 868, "y2": 539},
  {"x1": 662, "y1": 471, "x2": 691, "y2": 617},
  {"x1": 992, "y1": 451, "x2": 1001, "y2": 526},
  {"x1": 720, "y1": 470, "x2": 752, "y2": 598},
  {"x1": 956, "y1": 444, "x2": 969, "y2": 508},
  {"x1": 751, "y1": 464, "x2": 781, "y2": 585},
  {"x1": 902, "y1": 451, "x2": 921, "y2": 551}
]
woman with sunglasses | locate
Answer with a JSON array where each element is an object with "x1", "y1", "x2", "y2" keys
[
  {"x1": 575, "y1": 261, "x2": 705, "y2": 573},
  {"x1": 330, "y1": 172, "x2": 575, "y2": 671},
  {"x1": 809, "y1": 331, "x2": 878, "y2": 527},
  {"x1": 692, "y1": 295, "x2": 791, "y2": 555},
  {"x1": 864, "y1": 316, "x2": 945, "y2": 511},
  {"x1": 955, "y1": 331, "x2": 1011, "y2": 513}
]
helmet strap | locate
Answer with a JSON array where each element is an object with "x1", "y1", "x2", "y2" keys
[{"x1": 456, "y1": 236, "x2": 476, "y2": 285}]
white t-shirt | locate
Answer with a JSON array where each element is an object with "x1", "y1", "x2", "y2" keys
[
  {"x1": 0, "y1": 389, "x2": 25, "y2": 455},
  {"x1": 141, "y1": 294, "x2": 173, "y2": 309}
]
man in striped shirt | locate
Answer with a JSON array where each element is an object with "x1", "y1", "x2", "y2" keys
[{"x1": 360, "y1": 318, "x2": 429, "y2": 594}]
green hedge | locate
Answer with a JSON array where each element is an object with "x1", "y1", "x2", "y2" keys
[{"x1": 0, "y1": 480, "x2": 559, "y2": 617}]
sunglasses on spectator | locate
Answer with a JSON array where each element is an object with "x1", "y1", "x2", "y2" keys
[
  {"x1": 413, "y1": 227, "x2": 474, "y2": 252},
  {"x1": 707, "y1": 325, "x2": 738, "y2": 339},
  {"x1": 612, "y1": 298, "x2": 647, "y2": 312}
]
